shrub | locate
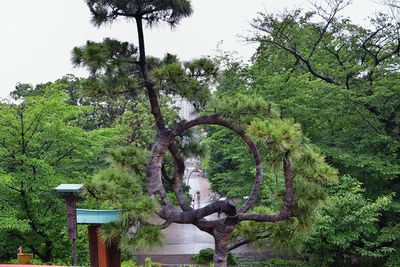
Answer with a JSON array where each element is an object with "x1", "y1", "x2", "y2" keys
[
  {"x1": 192, "y1": 248, "x2": 214, "y2": 264},
  {"x1": 192, "y1": 248, "x2": 237, "y2": 265},
  {"x1": 144, "y1": 257, "x2": 162, "y2": 267},
  {"x1": 122, "y1": 259, "x2": 139, "y2": 267}
]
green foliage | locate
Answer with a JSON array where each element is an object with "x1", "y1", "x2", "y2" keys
[
  {"x1": 144, "y1": 257, "x2": 162, "y2": 267},
  {"x1": 72, "y1": 38, "x2": 138, "y2": 76},
  {"x1": 151, "y1": 55, "x2": 216, "y2": 110},
  {"x1": 248, "y1": 118, "x2": 337, "y2": 182},
  {"x1": 192, "y1": 248, "x2": 237, "y2": 266},
  {"x1": 209, "y1": 94, "x2": 280, "y2": 123},
  {"x1": 10, "y1": 74, "x2": 139, "y2": 130},
  {"x1": 302, "y1": 175, "x2": 395, "y2": 267},
  {"x1": 232, "y1": 177, "x2": 398, "y2": 267},
  {"x1": 5, "y1": 2, "x2": 397, "y2": 266},
  {"x1": 249, "y1": 119, "x2": 302, "y2": 150},
  {"x1": 86, "y1": 0, "x2": 192, "y2": 27},
  {"x1": 237, "y1": 258, "x2": 303, "y2": 266},
  {"x1": 72, "y1": 38, "x2": 216, "y2": 121},
  {"x1": 202, "y1": 126, "x2": 254, "y2": 198},
  {"x1": 0, "y1": 86, "x2": 112, "y2": 262},
  {"x1": 70, "y1": 26, "x2": 212, "y2": 258},
  {"x1": 192, "y1": 248, "x2": 214, "y2": 264},
  {"x1": 84, "y1": 144, "x2": 162, "y2": 254},
  {"x1": 205, "y1": 112, "x2": 336, "y2": 238},
  {"x1": 249, "y1": 6, "x2": 400, "y2": 198},
  {"x1": 211, "y1": 4, "x2": 400, "y2": 264},
  {"x1": 121, "y1": 259, "x2": 140, "y2": 267}
]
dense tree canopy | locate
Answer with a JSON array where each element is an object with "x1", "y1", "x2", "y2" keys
[
  {"x1": 248, "y1": 0, "x2": 399, "y2": 197},
  {"x1": 203, "y1": 1, "x2": 400, "y2": 265},
  {"x1": 0, "y1": 86, "x2": 115, "y2": 262}
]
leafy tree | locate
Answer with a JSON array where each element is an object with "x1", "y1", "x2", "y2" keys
[
  {"x1": 248, "y1": 0, "x2": 400, "y2": 197},
  {"x1": 229, "y1": 176, "x2": 395, "y2": 267},
  {"x1": 303, "y1": 175, "x2": 393, "y2": 267},
  {"x1": 10, "y1": 72, "x2": 144, "y2": 131},
  {"x1": 206, "y1": 0, "x2": 400, "y2": 265},
  {"x1": 0, "y1": 85, "x2": 114, "y2": 262},
  {"x1": 78, "y1": 2, "x2": 338, "y2": 266}
]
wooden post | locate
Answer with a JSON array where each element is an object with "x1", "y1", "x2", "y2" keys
[
  {"x1": 88, "y1": 226, "x2": 99, "y2": 267},
  {"x1": 97, "y1": 231, "x2": 108, "y2": 267},
  {"x1": 55, "y1": 184, "x2": 84, "y2": 267},
  {"x1": 66, "y1": 193, "x2": 78, "y2": 266},
  {"x1": 88, "y1": 225, "x2": 121, "y2": 267},
  {"x1": 107, "y1": 242, "x2": 121, "y2": 267}
]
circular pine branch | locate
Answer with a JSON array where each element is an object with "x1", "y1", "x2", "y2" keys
[{"x1": 146, "y1": 115, "x2": 263, "y2": 225}]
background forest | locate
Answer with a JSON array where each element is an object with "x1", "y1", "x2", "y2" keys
[{"x1": 0, "y1": 0, "x2": 399, "y2": 266}]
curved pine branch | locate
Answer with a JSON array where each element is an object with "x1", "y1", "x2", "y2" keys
[
  {"x1": 147, "y1": 115, "x2": 266, "y2": 226},
  {"x1": 172, "y1": 115, "x2": 263, "y2": 213}
]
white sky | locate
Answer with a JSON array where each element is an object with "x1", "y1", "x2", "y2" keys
[{"x1": 0, "y1": 0, "x2": 388, "y2": 98}]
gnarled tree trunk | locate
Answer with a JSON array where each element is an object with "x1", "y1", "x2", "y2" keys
[{"x1": 213, "y1": 224, "x2": 234, "y2": 267}]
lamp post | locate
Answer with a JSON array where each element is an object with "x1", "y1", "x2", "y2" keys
[
  {"x1": 186, "y1": 167, "x2": 199, "y2": 184},
  {"x1": 55, "y1": 184, "x2": 83, "y2": 267}
]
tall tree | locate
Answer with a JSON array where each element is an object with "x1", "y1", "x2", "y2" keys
[
  {"x1": 0, "y1": 86, "x2": 113, "y2": 262},
  {"x1": 249, "y1": 0, "x2": 400, "y2": 196},
  {"x1": 207, "y1": 0, "x2": 400, "y2": 265},
  {"x1": 82, "y1": 1, "x2": 336, "y2": 266}
]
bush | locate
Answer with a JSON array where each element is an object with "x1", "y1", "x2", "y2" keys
[
  {"x1": 227, "y1": 253, "x2": 237, "y2": 266},
  {"x1": 237, "y1": 258, "x2": 304, "y2": 266},
  {"x1": 121, "y1": 259, "x2": 139, "y2": 267},
  {"x1": 192, "y1": 248, "x2": 237, "y2": 265},
  {"x1": 192, "y1": 248, "x2": 214, "y2": 264},
  {"x1": 144, "y1": 257, "x2": 162, "y2": 267}
]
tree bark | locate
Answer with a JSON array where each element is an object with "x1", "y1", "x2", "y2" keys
[
  {"x1": 213, "y1": 224, "x2": 234, "y2": 267},
  {"x1": 135, "y1": 15, "x2": 191, "y2": 212}
]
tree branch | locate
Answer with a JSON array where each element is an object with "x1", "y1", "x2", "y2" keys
[
  {"x1": 228, "y1": 234, "x2": 269, "y2": 251},
  {"x1": 237, "y1": 153, "x2": 293, "y2": 223}
]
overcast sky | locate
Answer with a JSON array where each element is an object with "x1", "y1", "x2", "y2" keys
[{"x1": 0, "y1": 0, "x2": 387, "y2": 98}]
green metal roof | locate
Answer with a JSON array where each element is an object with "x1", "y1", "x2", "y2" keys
[
  {"x1": 77, "y1": 209, "x2": 120, "y2": 224},
  {"x1": 55, "y1": 184, "x2": 83, "y2": 193}
]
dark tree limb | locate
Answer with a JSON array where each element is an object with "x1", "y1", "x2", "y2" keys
[
  {"x1": 135, "y1": 15, "x2": 191, "y2": 211},
  {"x1": 228, "y1": 234, "x2": 269, "y2": 251},
  {"x1": 168, "y1": 142, "x2": 193, "y2": 211},
  {"x1": 171, "y1": 115, "x2": 263, "y2": 213},
  {"x1": 159, "y1": 200, "x2": 237, "y2": 224}
]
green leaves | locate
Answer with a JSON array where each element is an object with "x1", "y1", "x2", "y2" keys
[
  {"x1": 303, "y1": 175, "x2": 395, "y2": 265},
  {"x1": 72, "y1": 38, "x2": 138, "y2": 76},
  {"x1": 293, "y1": 145, "x2": 337, "y2": 183},
  {"x1": 85, "y1": 0, "x2": 192, "y2": 27},
  {"x1": 119, "y1": 225, "x2": 162, "y2": 253},
  {"x1": 247, "y1": 118, "x2": 337, "y2": 184},
  {"x1": 0, "y1": 85, "x2": 111, "y2": 262},
  {"x1": 249, "y1": 5, "x2": 400, "y2": 200},
  {"x1": 208, "y1": 94, "x2": 280, "y2": 124},
  {"x1": 151, "y1": 56, "x2": 216, "y2": 110},
  {"x1": 84, "y1": 143, "x2": 160, "y2": 255},
  {"x1": 249, "y1": 119, "x2": 303, "y2": 154}
]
